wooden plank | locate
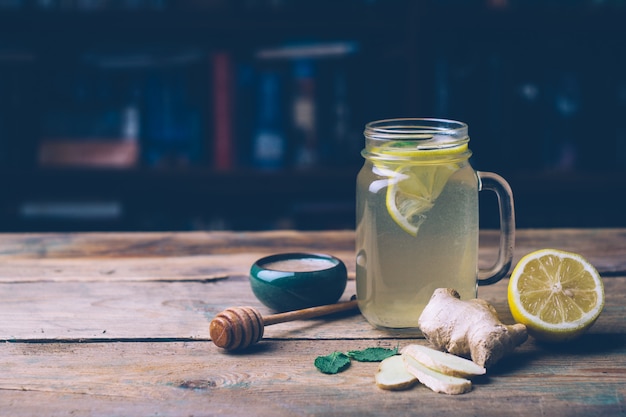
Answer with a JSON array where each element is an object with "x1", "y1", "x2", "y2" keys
[
  {"x1": 1, "y1": 274, "x2": 623, "y2": 342},
  {"x1": 0, "y1": 230, "x2": 356, "y2": 259},
  {"x1": 0, "y1": 229, "x2": 624, "y2": 274},
  {"x1": 0, "y1": 278, "x2": 383, "y2": 341},
  {"x1": 480, "y1": 228, "x2": 626, "y2": 274},
  {"x1": 0, "y1": 256, "x2": 229, "y2": 283},
  {"x1": 0, "y1": 251, "x2": 356, "y2": 284},
  {"x1": 1, "y1": 336, "x2": 624, "y2": 417}
]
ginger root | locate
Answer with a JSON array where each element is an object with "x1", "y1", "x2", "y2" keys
[{"x1": 418, "y1": 288, "x2": 527, "y2": 368}]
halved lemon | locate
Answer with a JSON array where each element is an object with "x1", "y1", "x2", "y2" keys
[{"x1": 508, "y1": 249, "x2": 604, "y2": 342}]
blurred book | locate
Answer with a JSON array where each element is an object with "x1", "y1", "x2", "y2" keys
[
  {"x1": 38, "y1": 139, "x2": 139, "y2": 168},
  {"x1": 78, "y1": 48, "x2": 205, "y2": 168},
  {"x1": 211, "y1": 51, "x2": 235, "y2": 171},
  {"x1": 251, "y1": 69, "x2": 287, "y2": 169},
  {"x1": 37, "y1": 51, "x2": 144, "y2": 169},
  {"x1": 38, "y1": 93, "x2": 141, "y2": 168},
  {"x1": 19, "y1": 200, "x2": 123, "y2": 228},
  {"x1": 250, "y1": 40, "x2": 360, "y2": 169},
  {"x1": 141, "y1": 60, "x2": 204, "y2": 168},
  {"x1": 290, "y1": 59, "x2": 317, "y2": 168}
]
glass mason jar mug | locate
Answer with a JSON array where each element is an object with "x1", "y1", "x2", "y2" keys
[{"x1": 356, "y1": 118, "x2": 515, "y2": 330}]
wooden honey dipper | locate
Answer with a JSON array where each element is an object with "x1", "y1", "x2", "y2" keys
[{"x1": 210, "y1": 298, "x2": 359, "y2": 350}]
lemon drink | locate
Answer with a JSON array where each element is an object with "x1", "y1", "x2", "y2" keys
[{"x1": 356, "y1": 119, "x2": 480, "y2": 329}]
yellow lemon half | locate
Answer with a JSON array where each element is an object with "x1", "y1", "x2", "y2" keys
[{"x1": 508, "y1": 249, "x2": 604, "y2": 342}]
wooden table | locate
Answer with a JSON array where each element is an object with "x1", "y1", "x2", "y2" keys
[{"x1": 0, "y1": 229, "x2": 624, "y2": 416}]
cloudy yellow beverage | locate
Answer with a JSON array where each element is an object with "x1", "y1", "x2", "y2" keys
[
  {"x1": 356, "y1": 157, "x2": 478, "y2": 329},
  {"x1": 355, "y1": 118, "x2": 483, "y2": 330},
  {"x1": 356, "y1": 119, "x2": 515, "y2": 330}
]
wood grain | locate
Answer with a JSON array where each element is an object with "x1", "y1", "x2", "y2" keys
[
  {"x1": 1, "y1": 228, "x2": 624, "y2": 273},
  {"x1": 1, "y1": 272, "x2": 624, "y2": 343},
  {"x1": 0, "y1": 230, "x2": 356, "y2": 259},
  {"x1": 1, "y1": 336, "x2": 624, "y2": 417},
  {"x1": 0, "y1": 229, "x2": 625, "y2": 416},
  {"x1": 0, "y1": 256, "x2": 230, "y2": 283}
]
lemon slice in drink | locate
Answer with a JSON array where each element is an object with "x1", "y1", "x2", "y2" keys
[
  {"x1": 377, "y1": 142, "x2": 466, "y2": 236},
  {"x1": 508, "y1": 249, "x2": 604, "y2": 342},
  {"x1": 386, "y1": 164, "x2": 458, "y2": 236}
]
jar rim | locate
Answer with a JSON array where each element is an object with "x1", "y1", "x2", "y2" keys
[
  {"x1": 362, "y1": 118, "x2": 471, "y2": 162},
  {"x1": 364, "y1": 118, "x2": 468, "y2": 141}
]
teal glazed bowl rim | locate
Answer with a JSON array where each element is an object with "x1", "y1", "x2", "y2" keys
[{"x1": 249, "y1": 252, "x2": 348, "y2": 312}]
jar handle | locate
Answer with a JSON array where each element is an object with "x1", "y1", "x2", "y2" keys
[{"x1": 477, "y1": 171, "x2": 515, "y2": 286}]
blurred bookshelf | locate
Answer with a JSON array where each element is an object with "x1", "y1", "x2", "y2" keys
[{"x1": 0, "y1": 0, "x2": 625, "y2": 232}]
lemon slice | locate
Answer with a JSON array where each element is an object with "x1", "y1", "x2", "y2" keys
[
  {"x1": 372, "y1": 141, "x2": 467, "y2": 236},
  {"x1": 385, "y1": 164, "x2": 458, "y2": 236},
  {"x1": 508, "y1": 249, "x2": 604, "y2": 342}
]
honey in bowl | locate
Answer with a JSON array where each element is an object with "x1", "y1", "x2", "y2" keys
[
  {"x1": 250, "y1": 253, "x2": 348, "y2": 312},
  {"x1": 262, "y1": 257, "x2": 337, "y2": 273}
]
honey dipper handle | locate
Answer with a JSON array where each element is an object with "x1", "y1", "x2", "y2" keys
[{"x1": 263, "y1": 298, "x2": 359, "y2": 326}]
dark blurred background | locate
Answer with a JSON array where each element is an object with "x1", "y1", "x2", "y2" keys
[{"x1": 0, "y1": 0, "x2": 625, "y2": 232}]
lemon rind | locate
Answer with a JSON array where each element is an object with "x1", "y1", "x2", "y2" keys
[{"x1": 508, "y1": 249, "x2": 604, "y2": 335}]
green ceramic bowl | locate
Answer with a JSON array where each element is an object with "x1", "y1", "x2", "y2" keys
[{"x1": 249, "y1": 252, "x2": 348, "y2": 312}]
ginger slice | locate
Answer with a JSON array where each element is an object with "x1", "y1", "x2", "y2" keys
[
  {"x1": 375, "y1": 355, "x2": 418, "y2": 390},
  {"x1": 402, "y1": 344, "x2": 486, "y2": 378},
  {"x1": 402, "y1": 353, "x2": 472, "y2": 395}
]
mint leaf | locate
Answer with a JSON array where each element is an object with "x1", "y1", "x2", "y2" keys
[
  {"x1": 314, "y1": 351, "x2": 351, "y2": 374},
  {"x1": 347, "y1": 347, "x2": 399, "y2": 362}
]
